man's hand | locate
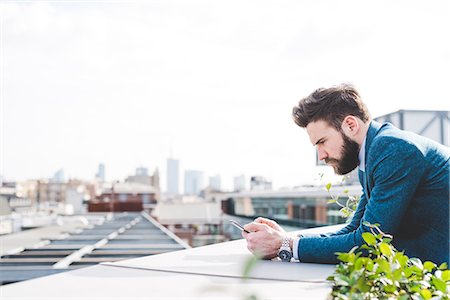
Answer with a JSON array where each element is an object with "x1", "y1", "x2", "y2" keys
[
  {"x1": 242, "y1": 218, "x2": 285, "y2": 260},
  {"x1": 253, "y1": 217, "x2": 286, "y2": 233}
]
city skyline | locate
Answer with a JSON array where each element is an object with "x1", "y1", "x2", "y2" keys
[
  {"x1": 2, "y1": 1, "x2": 449, "y2": 190},
  {"x1": 1, "y1": 160, "x2": 271, "y2": 194}
]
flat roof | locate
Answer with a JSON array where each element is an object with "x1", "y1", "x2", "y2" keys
[{"x1": 0, "y1": 224, "x2": 345, "y2": 299}]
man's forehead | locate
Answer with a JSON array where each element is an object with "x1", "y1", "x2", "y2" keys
[{"x1": 306, "y1": 120, "x2": 336, "y2": 144}]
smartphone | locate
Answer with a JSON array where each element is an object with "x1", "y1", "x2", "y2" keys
[{"x1": 229, "y1": 219, "x2": 250, "y2": 233}]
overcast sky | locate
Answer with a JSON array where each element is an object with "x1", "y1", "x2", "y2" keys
[{"x1": 1, "y1": 0, "x2": 449, "y2": 191}]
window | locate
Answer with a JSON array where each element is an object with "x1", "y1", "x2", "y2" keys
[{"x1": 119, "y1": 194, "x2": 127, "y2": 202}]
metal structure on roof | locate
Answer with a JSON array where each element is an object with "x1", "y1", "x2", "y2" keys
[
  {"x1": 0, "y1": 212, "x2": 189, "y2": 285},
  {"x1": 374, "y1": 110, "x2": 449, "y2": 146}
]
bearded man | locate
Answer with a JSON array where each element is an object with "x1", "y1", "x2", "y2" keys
[{"x1": 242, "y1": 84, "x2": 450, "y2": 265}]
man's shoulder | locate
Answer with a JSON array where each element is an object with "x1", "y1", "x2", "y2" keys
[
  {"x1": 368, "y1": 122, "x2": 450, "y2": 166},
  {"x1": 370, "y1": 125, "x2": 418, "y2": 152},
  {"x1": 371, "y1": 122, "x2": 443, "y2": 151}
]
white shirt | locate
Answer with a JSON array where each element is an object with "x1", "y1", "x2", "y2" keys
[{"x1": 358, "y1": 136, "x2": 367, "y2": 172}]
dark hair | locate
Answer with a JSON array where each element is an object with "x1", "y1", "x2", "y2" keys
[{"x1": 292, "y1": 83, "x2": 370, "y2": 130}]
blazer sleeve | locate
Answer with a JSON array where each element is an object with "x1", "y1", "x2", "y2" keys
[{"x1": 297, "y1": 138, "x2": 425, "y2": 263}]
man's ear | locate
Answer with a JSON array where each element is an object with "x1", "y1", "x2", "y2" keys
[{"x1": 341, "y1": 116, "x2": 360, "y2": 137}]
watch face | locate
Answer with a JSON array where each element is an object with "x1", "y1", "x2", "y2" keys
[{"x1": 279, "y1": 250, "x2": 292, "y2": 262}]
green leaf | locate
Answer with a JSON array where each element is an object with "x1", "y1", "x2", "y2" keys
[
  {"x1": 382, "y1": 237, "x2": 393, "y2": 244},
  {"x1": 327, "y1": 199, "x2": 337, "y2": 204},
  {"x1": 325, "y1": 183, "x2": 332, "y2": 191},
  {"x1": 393, "y1": 268, "x2": 403, "y2": 281},
  {"x1": 366, "y1": 259, "x2": 374, "y2": 272},
  {"x1": 441, "y1": 270, "x2": 450, "y2": 281},
  {"x1": 362, "y1": 232, "x2": 377, "y2": 245},
  {"x1": 335, "y1": 274, "x2": 350, "y2": 286},
  {"x1": 403, "y1": 267, "x2": 413, "y2": 278},
  {"x1": 242, "y1": 255, "x2": 259, "y2": 279},
  {"x1": 354, "y1": 257, "x2": 365, "y2": 270},
  {"x1": 420, "y1": 289, "x2": 432, "y2": 300},
  {"x1": 379, "y1": 243, "x2": 393, "y2": 257},
  {"x1": 383, "y1": 284, "x2": 396, "y2": 293},
  {"x1": 337, "y1": 253, "x2": 350, "y2": 263},
  {"x1": 377, "y1": 259, "x2": 391, "y2": 274},
  {"x1": 395, "y1": 253, "x2": 409, "y2": 267},
  {"x1": 423, "y1": 261, "x2": 436, "y2": 272},
  {"x1": 439, "y1": 262, "x2": 448, "y2": 270},
  {"x1": 432, "y1": 277, "x2": 447, "y2": 293}
]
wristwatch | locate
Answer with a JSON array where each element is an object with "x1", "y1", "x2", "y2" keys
[{"x1": 278, "y1": 236, "x2": 293, "y2": 262}]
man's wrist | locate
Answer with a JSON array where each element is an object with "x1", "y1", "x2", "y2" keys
[{"x1": 278, "y1": 236, "x2": 293, "y2": 262}]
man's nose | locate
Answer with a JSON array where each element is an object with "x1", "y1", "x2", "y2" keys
[{"x1": 317, "y1": 146, "x2": 328, "y2": 161}]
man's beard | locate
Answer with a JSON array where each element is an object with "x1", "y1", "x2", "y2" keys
[{"x1": 325, "y1": 133, "x2": 360, "y2": 175}]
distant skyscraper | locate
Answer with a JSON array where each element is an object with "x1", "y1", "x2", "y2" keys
[
  {"x1": 208, "y1": 174, "x2": 221, "y2": 191},
  {"x1": 96, "y1": 163, "x2": 105, "y2": 181},
  {"x1": 233, "y1": 174, "x2": 246, "y2": 192},
  {"x1": 152, "y1": 168, "x2": 160, "y2": 191},
  {"x1": 166, "y1": 158, "x2": 180, "y2": 194},
  {"x1": 184, "y1": 170, "x2": 204, "y2": 195},
  {"x1": 53, "y1": 169, "x2": 65, "y2": 183},
  {"x1": 135, "y1": 167, "x2": 149, "y2": 176}
]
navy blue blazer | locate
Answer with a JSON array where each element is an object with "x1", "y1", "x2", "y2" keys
[{"x1": 298, "y1": 121, "x2": 450, "y2": 264}]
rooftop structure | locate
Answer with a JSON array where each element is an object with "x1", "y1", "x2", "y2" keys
[
  {"x1": 374, "y1": 110, "x2": 449, "y2": 146},
  {"x1": 0, "y1": 212, "x2": 189, "y2": 285},
  {"x1": 214, "y1": 184, "x2": 362, "y2": 228}
]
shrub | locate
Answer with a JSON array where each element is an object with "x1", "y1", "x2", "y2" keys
[{"x1": 327, "y1": 223, "x2": 450, "y2": 299}]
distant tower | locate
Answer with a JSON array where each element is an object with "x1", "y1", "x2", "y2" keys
[
  {"x1": 233, "y1": 174, "x2": 246, "y2": 192},
  {"x1": 152, "y1": 168, "x2": 160, "y2": 191},
  {"x1": 208, "y1": 174, "x2": 221, "y2": 191},
  {"x1": 184, "y1": 170, "x2": 204, "y2": 195},
  {"x1": 136, "y1": 166, "x2": 149, "y2": 176},
  {"x1": 53, "y1": 169, "x2": 65, "y2": 183},
  {"x1": 166, "y1": 158, "x2": 180, "y2": 194},
  {"x1": 96, "y1": 163, "x2": 105, "y2": 181}
]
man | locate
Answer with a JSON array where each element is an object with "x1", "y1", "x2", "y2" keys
[{"x1": 243, "y1": 84, "x2": 450, "y2": 264}]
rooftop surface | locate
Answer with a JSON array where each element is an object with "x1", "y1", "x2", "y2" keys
[
  {"x1": 0, "y1": 212, "x2": 189, "y2": 285},
  {"x1": 0, "y1": 224, "x2": 345, "y2": 299}
]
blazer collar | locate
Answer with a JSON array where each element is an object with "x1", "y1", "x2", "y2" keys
[{"x1": 365, "y1": 120, "x2": 384, "y2": 156}]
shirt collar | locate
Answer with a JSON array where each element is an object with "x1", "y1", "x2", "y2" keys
[{"x1": 358, "y1": 136, "x2": 367, "y2": 172}]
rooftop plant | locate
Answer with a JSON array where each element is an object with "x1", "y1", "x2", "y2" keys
[
  {"x1": 324, "y1": 178, "x2": 449, "y2": 299},
  {"x1": 327, "y1": 222, "x2": 450, "y2": 299}
]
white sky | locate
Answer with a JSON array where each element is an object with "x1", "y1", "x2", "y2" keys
[{"x1": 1, "y1": 0, "x2": 449, "y2": 191}]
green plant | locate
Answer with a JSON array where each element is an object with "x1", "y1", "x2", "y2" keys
[
  {"x1": 322, "y1": 174, "x2": 359, "y2": 220},
  {"x1": 327, "y1": 222, "x2": 450, "y2": 299}
]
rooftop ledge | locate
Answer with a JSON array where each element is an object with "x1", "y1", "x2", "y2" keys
[{"x1": 0, "y1": 224, "x2": 345, "y2": 299}]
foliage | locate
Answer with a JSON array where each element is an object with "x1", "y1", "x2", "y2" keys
[
  {"x1": 327, "y1": 223, "x2": 450, "y2": 299},
  {"x1": 322, "y1": 174, "x2": 359, "y2": 220}
]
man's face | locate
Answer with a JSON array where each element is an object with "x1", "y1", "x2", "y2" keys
[{"x1": 306, "y1": 120, "x2": 360, "y2": 175}]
